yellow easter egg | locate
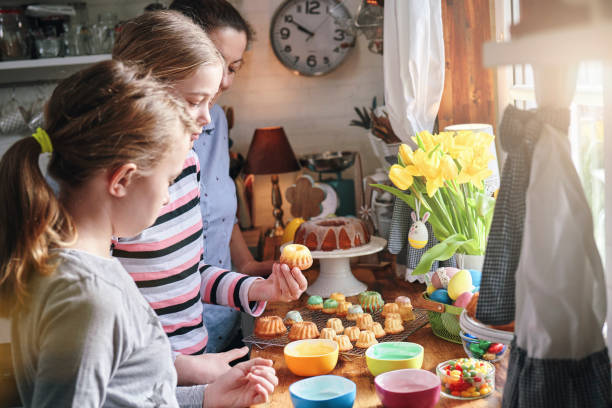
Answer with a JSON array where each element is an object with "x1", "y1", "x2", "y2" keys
[
  {"x1": 282, "y1": 217, "x2": 305, "y2": 245},
  {"x1": 447, "y1": 269, "x2": 473, "y2": 300},
  {"x1": 426, "y1": 285, "x2": 436, "y2": 295}
]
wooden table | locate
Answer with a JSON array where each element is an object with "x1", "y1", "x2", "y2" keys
[{"x1": 251, "y1": 265, "x2": 507, "y2": 408}]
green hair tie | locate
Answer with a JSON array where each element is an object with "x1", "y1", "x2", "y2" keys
[{"x1": 32, "y1": 127, "x2": 53, "y2": 153}]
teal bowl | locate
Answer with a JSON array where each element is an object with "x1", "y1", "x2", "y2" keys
[
  {"x1": 289, "y1": 375, "x2": 356, "y2": 408},
  {"x1": 366, "y1": 342, "x2": 424, "y2": 376}
]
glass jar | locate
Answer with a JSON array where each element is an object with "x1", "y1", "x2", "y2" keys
[
  {"x1": 0, "y1": 9, "x2": 31, "y2": 61},
  {"x1": 90, "y1": 12, "x2": 117, "y2": 54}
]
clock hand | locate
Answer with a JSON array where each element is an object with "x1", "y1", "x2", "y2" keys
[
  {"x1": 290, "y1": 20, "x2": 315, "y2": 37},
  {"x1": 306, "y1": 0, "x2": 348, "y2": 41}
]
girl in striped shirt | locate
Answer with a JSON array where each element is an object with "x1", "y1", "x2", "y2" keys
[{"x1": 112, "y1": 11, "x2": 308, "y2": 388}]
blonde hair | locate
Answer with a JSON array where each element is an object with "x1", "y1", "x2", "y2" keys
[
  {"x1": 0, "y1": 60, "x2": 198, "y2": 316},
  {"x1": 113, "y1": 10, "x2": 225, "y2": 84}
]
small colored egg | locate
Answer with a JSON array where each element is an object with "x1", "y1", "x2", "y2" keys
[
  {"x1": 468, "y1": 269, "x2": 482, "y2": 287},
  {"x1": 426, "y1": 285, "x2": 436, "y2": 295},
  {"x1": 431, "y1": 267, "x2": 459, "y2": 289},
  {"x1": 488, "y1": 343, "x2": 504, "y2": 354},
  {"x1": 453, "y1": 291, "x2": 474, "y2": 308},
  {"x1": 447, "y1": 269, "x2": 473, "y2": 300},
  {"x1": 429, "y1": 289, "x2": 452, "y2": 304},
  {"x1": 469, "y1": 343, "x2": 484, "y2": 358}
]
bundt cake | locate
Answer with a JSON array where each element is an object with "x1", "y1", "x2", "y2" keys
[
  {"x1": 330, "y1": 292, "x2": 346, "y2": 302},
  {"x1": 336, "y1": 301, "x2": 352, "y2": 317},
  {"x1": 381, "y1": 302, "x2": 399, "y2": 317},
  {"x1": 335, "y1": 335, "x2": 353, "y2": 352},
  {"x1": 356, "y1": 313, "x2": 374, "y2": 330},
  {"x1": 322, "y1": 298, "x2": 338, "y2": 314},
  {"x1": 307, "y1": 295, "x2": 323, "y2": 310},
  {"x1": 395, "y1": 296, "x2": 415, "y2": 321},
  {"x1": 279, "y1": 243, "x2": 313, "y2": 270},
  {"x1": 288, "y1": 321, "x2": 320, "y2": 340},
  {"x1": 359, "y1": 291, "x2": 385, "y2": 313},
  {"x1": 293, "y1": 217, "x2": 371, "y2": 251},
  {"x1": 319, "y1": 327, "x2": 337, "y2": 340},
  {"x1": 369, "y1": 322, "x2": 386, "y2": 339},
  {"x1": 345, "y1": 326, "x2": 361, "y2": 342},
  {"x1": 384, "y1": 315, "x2": 404, "y2": 335},
  {"x1": 254, "y1": 316, "x2": 287, "y2": 338},
  {"x1": 356, "y1": 330, "x2": 378, "y2": 348},
  {"x1": 284, "y1": 310, "x2": 303, "y2": 326},
  {"x1": 326, "y1": 318, "x2": 344, "y2": 334},
  {"x1": 346, "y1": 305, "x2": 364, "y2": 321}
]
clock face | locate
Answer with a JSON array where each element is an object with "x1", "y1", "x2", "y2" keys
[{"x1": 270, "y1": 0, "x2": 356, "y2": 76}]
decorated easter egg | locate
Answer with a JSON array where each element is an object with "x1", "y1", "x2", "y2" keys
[
  {"x1": 468, "y1": 269, "x2": 482, "y2": 287},
  {"x1": 426, "y1": 285, "x2": 436, "y2": 296},
  {"x1": 408, "y1": 224, "x2": 428, "y2": 249},
  {"x1": 431, "y1": 267, "x2": 460, "y2": 289},
  {"x1": 447, "y1": 269, "x2": 473, "y2": 300},
  {"x1": 453, "y1": 291, "x2": 474, "y2": 308},
  {"x1": 429, "y1": 289, "x2": 452, "y2": 305}
]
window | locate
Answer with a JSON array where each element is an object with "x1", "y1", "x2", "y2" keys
[{"x1": 496, "y1": 0, "x2": 606, "y2": 263}]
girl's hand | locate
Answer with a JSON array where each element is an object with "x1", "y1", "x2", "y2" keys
[
  {"x1": 175, "y1": 347, "x2": 250, "y2": 385},
  {"x1": 202, "y1": 358, "x2": 278, "y2": 408},
  {"x1": 248, "y1": 263, "x2": 308, "y2": 302}
]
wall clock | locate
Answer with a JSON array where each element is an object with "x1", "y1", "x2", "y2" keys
[{"x1": 270, "y1": 0, "x2": 356, "y2": 76}]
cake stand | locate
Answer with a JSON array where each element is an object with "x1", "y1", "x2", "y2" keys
[{"x1": 304, "y1": 236, "x2": 387, "y2": 297}]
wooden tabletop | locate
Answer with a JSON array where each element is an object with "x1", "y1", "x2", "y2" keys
[{"x1": 250, "y1": 265, "x2": 507, "y2": 408}]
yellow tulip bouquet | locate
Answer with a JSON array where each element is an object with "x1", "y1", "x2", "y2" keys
[{"x1": 372, "y1": 130, "x2": 496, "y2": 276}]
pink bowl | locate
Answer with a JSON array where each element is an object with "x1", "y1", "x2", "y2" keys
[{"x1": 374, "y1": 369, "x2": 441, "y2": 408}]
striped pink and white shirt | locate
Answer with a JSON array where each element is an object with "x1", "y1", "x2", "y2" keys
[{"x1": 112, "y1": 150, "x2": 265, "y2": 357}]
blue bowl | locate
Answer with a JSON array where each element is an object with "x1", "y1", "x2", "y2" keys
[{"x1": 289, "y1": 375, "x2": 356, "y2": 408}]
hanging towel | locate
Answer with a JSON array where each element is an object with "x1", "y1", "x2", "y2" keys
[
  {"x1": 476, "y1": 105, "x2": 546, "y2": 325},
  {"x1": 503, "y1": 117, "x2": 610, "y2": 407}
]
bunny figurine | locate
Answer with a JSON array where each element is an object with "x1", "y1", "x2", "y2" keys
[{"x1": 408, "y1": 211, "x2": 429, "y2": 249}]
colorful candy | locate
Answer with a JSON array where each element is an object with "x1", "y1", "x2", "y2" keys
[
  {"x1": 463, "y1": 332, "x2": 507, "y2": 361},
  {"x1": 437, "y1": 358, "x2": 494, "y2": 399}
]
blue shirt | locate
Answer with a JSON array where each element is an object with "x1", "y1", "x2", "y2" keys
[
  {"x1": 195, "y1": 104, "x2": 242, "y2": 353},
  {"x1": 194, "y1": 104, "x2": 237, "y2": 270}
]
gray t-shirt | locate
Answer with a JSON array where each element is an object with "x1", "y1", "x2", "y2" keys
[{"x1": 10, "y1": 248, "x2": 180, "y2": 407}]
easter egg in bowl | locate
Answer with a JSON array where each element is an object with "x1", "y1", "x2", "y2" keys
[
  {"x1": 375, "y1": 368, "x2": 441, "y2": 408},
  {"x1": 289, "y1": 375, "x2": 356, "y2": 408},
  {"x1": 365, "y1": 342, "x2": 424, "y2": 376},
  {"x1": 284, "y1": 339, "x2": 339, "y2": 377}
]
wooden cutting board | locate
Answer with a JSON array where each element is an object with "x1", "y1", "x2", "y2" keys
[{"x1": 285, "y1": 175, "x2": 326, "y2": 220}]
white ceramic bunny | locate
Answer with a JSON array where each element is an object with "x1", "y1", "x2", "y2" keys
[{"x1": 408, "y1": 210, "x2": 430, "y2": 249}]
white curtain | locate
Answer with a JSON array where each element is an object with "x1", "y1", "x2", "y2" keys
[{"x1": 383, "y1": 0, "x2": 445, "y2": 145}]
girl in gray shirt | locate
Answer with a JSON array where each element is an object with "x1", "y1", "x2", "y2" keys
[{"x1": 0, "y1": 60, "x2": 277, "y2": 408}]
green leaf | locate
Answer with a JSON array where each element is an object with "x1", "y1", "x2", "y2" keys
[{"x1": 411, "y1": 234, "x2": 475, "y2": 275}]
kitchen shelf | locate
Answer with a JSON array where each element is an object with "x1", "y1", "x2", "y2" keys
[
  {"x1": 483, "y1": 22, "x2": 612, "y2": 67},
  {"x1": 0, "y1": 54, "x2": 111, "y2": 85}
]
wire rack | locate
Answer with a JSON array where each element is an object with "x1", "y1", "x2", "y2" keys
[{"x1": 243, "y1": 307, "x2": 429, "y2": 357}]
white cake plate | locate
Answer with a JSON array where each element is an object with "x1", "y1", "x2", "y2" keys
[{"x1": 302, "y1": 236, "x2": 387, "y2": 297}]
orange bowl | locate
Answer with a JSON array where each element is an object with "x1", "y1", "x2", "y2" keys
[{"x1": 284, "y1": 339, "x2": 339, "y2": 377}]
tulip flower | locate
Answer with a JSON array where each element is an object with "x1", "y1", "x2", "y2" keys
[{"x1": 373, "y1": 129, "x2": 497, "y2": 276}]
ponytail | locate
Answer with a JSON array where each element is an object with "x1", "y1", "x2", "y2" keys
[
  {"x1": 0, "y1": 59, "x2": 197, "y2": 317},
  {"x1": 0, "y1": 136, "x2": 75, "y2": 316}
]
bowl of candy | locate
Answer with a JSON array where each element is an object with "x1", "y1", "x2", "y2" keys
[
  {"x1": 436, "y1": 358, "x2": 494, "y2": 399},
  {"x1": 459, "y1": 331, "x2": 507, "y2": 362}
]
